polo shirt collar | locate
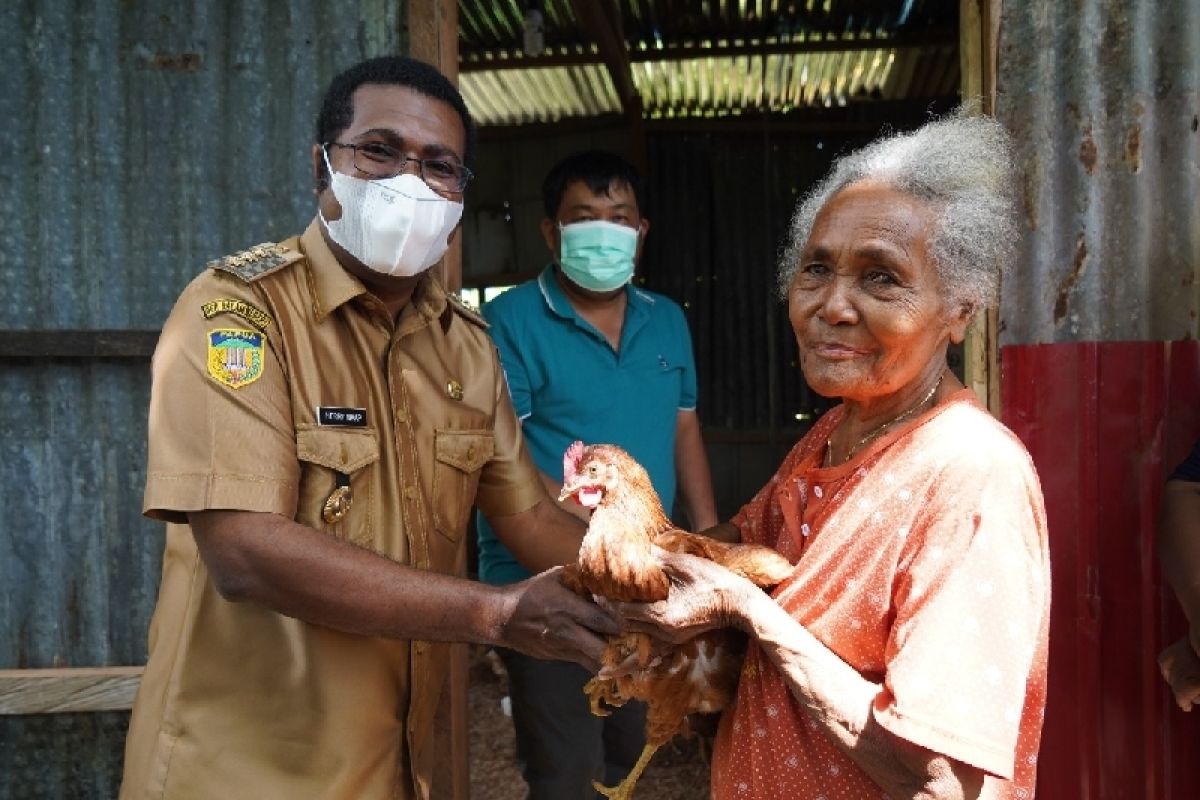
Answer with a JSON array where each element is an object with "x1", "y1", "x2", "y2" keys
[
  {"x1": 299, "y1": 218, "x2": 447, "y2": 325},
  {"x1": 536, "y1": 264, "x2": 654, "y2": 329}
]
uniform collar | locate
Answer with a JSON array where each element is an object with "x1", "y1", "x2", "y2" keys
[{"x1": 299, "y1": 218, "x2": 448, "y2": 326}]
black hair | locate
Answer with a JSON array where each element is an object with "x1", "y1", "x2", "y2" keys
[
  {"x1": 541, "y1": 150, "x2": 643, "y2": 219},
  {"x1": 315, "y1": 55, "x2": 478, "y2": 169}
]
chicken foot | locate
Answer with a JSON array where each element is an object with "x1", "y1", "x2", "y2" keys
[{"x1": 592, "y1": 741, "x2": 661, "y2": 800}]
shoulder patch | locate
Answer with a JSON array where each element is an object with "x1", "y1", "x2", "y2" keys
[
  {"x1": 208, "y1": 242, "x2": 303, "y2": 282},
  {"x1": 206, "y1": 328, "x2": 265, "y2": 389},
  {"x1": 200, "y1": 298, "x2": 274, "y2": 330},
  {"x1": 447, "y1": 294, "x2": 489, "y2": 329}
]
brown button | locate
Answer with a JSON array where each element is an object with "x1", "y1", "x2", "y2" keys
[
  {"x1": 395, "y1": 407, "x2": 408, "y2": 424},
  {"x1": 446, "y1": 380, "x2": 463, "y2": 401},
  {"x1": 466, "y1": 445, "x2": 476, "y2": 460},
  {"x1": 403, "y1": 485, "x2": 418, "y2": 500}
]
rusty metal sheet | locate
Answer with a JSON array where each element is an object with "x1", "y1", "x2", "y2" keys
[{"x1": 996, "y1": 1, "x2": 1200, "y2": 344}]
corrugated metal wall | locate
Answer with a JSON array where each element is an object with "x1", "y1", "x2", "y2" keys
[
  {"x1": 997, "y1": 0, "x2": 1200, "y2": 345},
  {"x1": 0, "y1": 1, "x2": 402, "y2": 795},
  {"x1": 996, "y1": 2, "x2": 1200, "y2": 797}
]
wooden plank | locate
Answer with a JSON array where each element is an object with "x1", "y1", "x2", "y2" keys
[
  {"x1": 0, "y1": 666, "x2": 143, "y2": 714},
  {"x1": 0, "y1": 330, "x2": 160, "y2": 359}
]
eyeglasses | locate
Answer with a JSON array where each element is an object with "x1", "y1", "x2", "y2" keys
[{"x1": 325, "y1": 141, "x2": 473, "y2": 193}]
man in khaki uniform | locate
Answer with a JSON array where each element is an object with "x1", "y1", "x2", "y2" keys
[{"x1": 120, "y1": 56, "x2": 615, "y2": 800}]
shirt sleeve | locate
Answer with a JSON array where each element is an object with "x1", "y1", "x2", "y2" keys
[
  {"x1": 872, "y1": 450, "x2": 1049, "y2": 779},
  {"x1": 1170, "y1": 438, "x2": 1200, "y2": 482},
  {"x1": 482, "y1": 297, "x2": 532, "y2": 420},
  {"x1": 666, "y1": 302, "x2": 698, "y2": 411},
  {"x1": 473, "y1": 337, "x2": 545, "y2": 520},
  {"x1": 143, "y1": 272, "x2": 299, "y2": 524}
]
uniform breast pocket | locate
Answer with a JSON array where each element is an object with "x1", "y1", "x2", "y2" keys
[
  {"x1": 295, "y1": 425, "x2": 380, "y2": 546},
  {"x1": 432, "y1": 429, "x2": 494, "y2": 542}
]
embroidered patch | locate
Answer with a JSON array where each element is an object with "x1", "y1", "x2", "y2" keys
[
  {"x1": 201, "y1": 298, "x2": 274, "y2": 330},
  {"x1": 206, "y1": 329, "x2": 264, "y2": 389}
]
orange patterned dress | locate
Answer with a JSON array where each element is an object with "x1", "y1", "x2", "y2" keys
[{"x1": 712, "y1": 390, "x2": 1050, "y2": 800}]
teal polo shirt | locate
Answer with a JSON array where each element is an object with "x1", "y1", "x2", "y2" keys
[{"x1": 475, "y1": 265, "x2": 699, "y2": 585}]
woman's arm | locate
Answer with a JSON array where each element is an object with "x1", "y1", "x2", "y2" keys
[{"x1": 622, "y1": 551, "x2": 984, "y2": 800}]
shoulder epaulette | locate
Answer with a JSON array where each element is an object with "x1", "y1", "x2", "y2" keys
[
  {"x1": 208, "y1": 242, "x2": 303, "y2": 282},
  {"x1": 446, "y1": 293, "x2": 489, "y2": 329}
]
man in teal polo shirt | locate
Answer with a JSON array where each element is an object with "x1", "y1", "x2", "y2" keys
[{"x1": 476, "y1": 150, "x2": 718, "y2": 799}]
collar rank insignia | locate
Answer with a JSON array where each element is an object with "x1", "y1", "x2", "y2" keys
[{"x1": 206, "y1": 328, "x2": 265, "y2": 389}]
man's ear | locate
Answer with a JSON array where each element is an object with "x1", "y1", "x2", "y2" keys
[
  {"x1": 634, "y1": 218, "x2": 650, "y2": 262},
  {"x1": 311, "y1": 144, "x2": 328, "y2": 193},
  {"x1": 947, "y1": 301, "x2": 977, "y2": 345},
  {"x1": 540, "y1": 217, "x2": 558, "y2": 259}
]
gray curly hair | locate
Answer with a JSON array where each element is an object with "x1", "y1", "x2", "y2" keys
[{"x1": 777, "y1": 111, "x2": 1019, "y2": 310}]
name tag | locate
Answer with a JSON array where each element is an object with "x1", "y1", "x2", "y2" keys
[{"x1": 317, "y1": 406, "x2": 368, "y2": 427}]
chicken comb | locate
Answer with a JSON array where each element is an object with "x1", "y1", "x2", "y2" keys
[{"x1": 563, "y1": 440, "x2": 586, "y2": 482}]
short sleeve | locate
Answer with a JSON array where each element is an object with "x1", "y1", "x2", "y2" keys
[
  {"x1": 672, "y1": 304, "x2": 699, "y2": 410},
  {"x1": 1170, "y1": 438, "x2": 1200, "y2": 482},
  {"x1": 473, "y1": 343, "x2": 545, "y2": 519},
  {"x1": 143, "y1": 273, "x2": 298, "y2": 524},
  {"x1": 872, "y1": 453, "x2": 1049, "y2": 779},
  {"x1": 482, "y1": 299, "x2": 531, "y2": 419}
]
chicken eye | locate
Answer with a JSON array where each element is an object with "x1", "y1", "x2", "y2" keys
[{"x1": 587, "y1": 465, "x2": 599, "y2": 477}]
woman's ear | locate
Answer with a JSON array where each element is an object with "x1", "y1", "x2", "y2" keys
[{"x1": 947, "y1": 301, "x2": 977, "y2": 345}]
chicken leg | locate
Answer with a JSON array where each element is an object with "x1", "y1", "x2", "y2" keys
[{"x1": 592, "y1": 741, "x2": 662, "y2": 800}]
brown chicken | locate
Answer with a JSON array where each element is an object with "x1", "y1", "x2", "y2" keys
[{"x1": 558, "y1": 441, "x2": 794, "y2": 800}]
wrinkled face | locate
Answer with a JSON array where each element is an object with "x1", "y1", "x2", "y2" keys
[{"x1": 788, "y1": 180, "x2": 970, "y2": 405}]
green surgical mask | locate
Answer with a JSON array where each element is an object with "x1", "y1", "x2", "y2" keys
[{"x1": 558, "y1": 220, "x2": 637, "y2": 292}]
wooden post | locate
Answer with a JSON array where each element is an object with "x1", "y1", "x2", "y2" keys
[
  {"x1": 408, "y1": 0, "x2": 463, "y2": 293},
  {"x1": 960, "y1": 0, "x2": 1002, "y2": 415}
]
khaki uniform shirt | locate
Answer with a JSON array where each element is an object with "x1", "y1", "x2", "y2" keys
[{"x1": 121, "y1": 220, "x2": 544, "y2": 800}]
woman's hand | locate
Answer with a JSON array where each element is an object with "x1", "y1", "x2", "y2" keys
[{"x1": 609, "y1": 549, "x2": 757, "y2": 645}]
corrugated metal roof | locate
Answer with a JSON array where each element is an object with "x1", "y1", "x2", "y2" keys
[
  {"x1": 997, "y1": 0, "x2": 1200, "y2": 344},
  {"x1": 458, "y1": 0, "x2": 958, "y2": 125}
]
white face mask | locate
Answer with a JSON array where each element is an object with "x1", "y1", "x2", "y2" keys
[{"x1": 319, "y1": 147, "x2": 463, "y2": 278}]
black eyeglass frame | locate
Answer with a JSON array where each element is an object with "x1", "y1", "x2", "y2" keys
[{"x1": 324, "y1": 141, "x2": 473, "y2": 193}]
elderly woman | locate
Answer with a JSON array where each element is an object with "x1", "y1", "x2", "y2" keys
[{"x1": 622, "y1": 114, "x2": 1050, "y2": 799}]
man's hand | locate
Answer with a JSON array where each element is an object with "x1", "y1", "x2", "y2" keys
[
  {"x1": 1158, "y1": 635, "x2": 1200, "y2": 711},
  {"x1": 498, "y1": 567, "x2": 619, "y2": 672}
]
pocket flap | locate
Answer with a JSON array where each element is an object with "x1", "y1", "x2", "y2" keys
[
  {"x1": 434, "y1": 429, "x2": 494, "y2": 473},
  {"x1": 296, "y1": 425, "x2": 380, "y2": 473}
]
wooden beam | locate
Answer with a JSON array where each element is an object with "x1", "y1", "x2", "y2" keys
[
  {"x1": 408, "y1": 0, "x2": 464, "y2": 293},
  {"x1": 0, "y1": 666, "x2": 142, "y2": 714},
  {"x1": 0, "y1": 330, "x2": 159, "y2": 359},
  {"x1": 458, "y1": 32, "x2": 959, "y2": 72},
  {"x1": 567, "y1": 0, "x2": 646, "y2": 169},
  {"x1": 960, "y1": 0, "x2": 1001, "y2": 416}
]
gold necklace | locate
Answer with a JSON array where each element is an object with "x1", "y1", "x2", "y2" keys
[{"x1": 825, "y1": 374, "x2": 944, "y2": 466}]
